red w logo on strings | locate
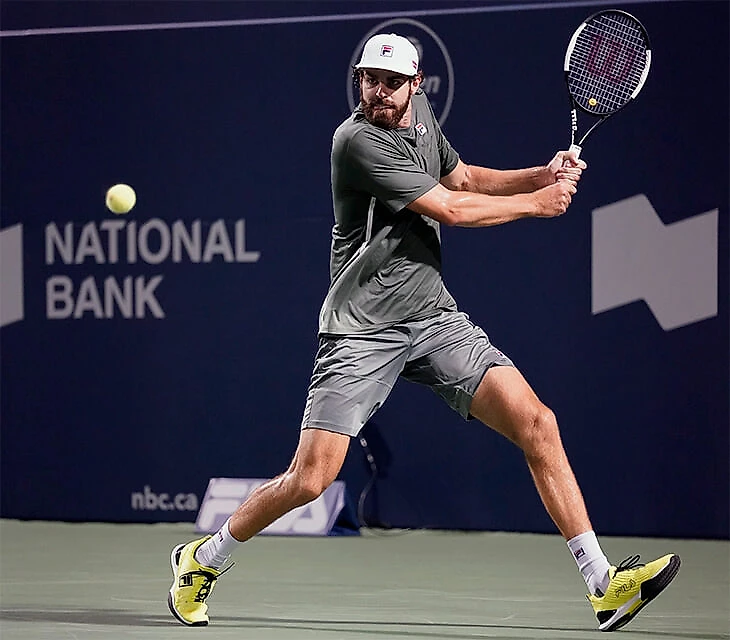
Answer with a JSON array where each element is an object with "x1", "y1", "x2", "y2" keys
[{"x1": 586, "y1": 35, "x2": 637, "y2": 83}]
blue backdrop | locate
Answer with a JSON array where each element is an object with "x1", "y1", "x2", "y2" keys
[{"x1": 1, "y1": 0, "x2": 727, "y2": 539}]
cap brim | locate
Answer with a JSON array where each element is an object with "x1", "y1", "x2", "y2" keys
[{"x1": 353, "y1": 63, "x2": 415, "y2": 76}]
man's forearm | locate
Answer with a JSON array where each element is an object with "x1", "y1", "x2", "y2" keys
[
  {"x1": 438, "y1": 191, "x2": 538, "y2": 228},
  {"x1": 464, "y1": 164, "x2": 551, "y2": 196}
]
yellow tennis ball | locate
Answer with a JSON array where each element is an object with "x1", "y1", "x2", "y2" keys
[
  {"x1": 588, "y1": 97, "x2": 597, "y2": 106},
  {"x1": 105, "y1": 183, "x2": 136, "y2": 214}
]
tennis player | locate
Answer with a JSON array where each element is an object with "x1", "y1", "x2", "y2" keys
[{"x1": 168, "y1": 33, "x2": 679, "y2": 632}]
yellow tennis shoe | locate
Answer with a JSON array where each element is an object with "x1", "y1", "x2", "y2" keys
[
  {"x1": 167, "y1": 536, "x2": 228, "y2": 626},
  {"x1": 588, "y1": 553, "x2": 681, "y2": 632}
]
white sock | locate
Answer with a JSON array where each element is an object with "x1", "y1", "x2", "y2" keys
[
  {"x1": 194, "y1": 518, "x2": 241, "y2": 570},
  {"x1": 567, "y1": 531, "x2": 611, "y2": 596}
]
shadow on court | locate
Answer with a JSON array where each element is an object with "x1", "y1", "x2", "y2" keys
[
  {"x1": 0, "y1": 608, "x2": 726, "y2": 640},
  {"x1": 0, "y1": 608, "x2": 171, "y2": 627}
]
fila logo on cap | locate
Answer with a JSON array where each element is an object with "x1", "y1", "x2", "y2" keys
[{"x1": 380, "y1": 45, "x2": 393, "y2": 57}]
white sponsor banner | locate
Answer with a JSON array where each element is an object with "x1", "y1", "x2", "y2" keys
[{"x1": 195, "y1": 478, "x2": 352, "y2": 536}]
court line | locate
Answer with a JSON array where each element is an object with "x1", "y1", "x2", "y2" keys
[{"x1": 0, "y1": 0, "x2": 685, "y2": 38}]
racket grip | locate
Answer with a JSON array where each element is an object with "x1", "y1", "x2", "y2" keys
[{"x1": 568, "y1": 143, "x2": 582, "y2": 159}]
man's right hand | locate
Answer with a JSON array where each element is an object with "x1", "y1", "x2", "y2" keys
[{"x1": 532, "y1": 181, "x2": 577, "y2": 218}]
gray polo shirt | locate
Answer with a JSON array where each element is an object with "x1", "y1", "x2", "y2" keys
[{"x1": 319, "y1": 89, "x2": 460, "y2": 335}]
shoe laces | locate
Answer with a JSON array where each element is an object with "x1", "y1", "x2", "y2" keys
[
  {"x1": 615, "y1": 555, "x2": 643, "y2": 573},
  {"x1": 194, "y1": 572, "x2": 217, "y2": 603},
  {"x1": 192, "y1": 564, "x2": 233, "y2": 603}
]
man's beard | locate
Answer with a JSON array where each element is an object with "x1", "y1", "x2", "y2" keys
[{"x1": 361, "y1": 93, "x2": 410, "y2": 129}]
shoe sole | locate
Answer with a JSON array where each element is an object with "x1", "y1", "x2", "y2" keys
[
  {"x1": 601, "y1": 554, "x2": 681, "y2": 632},
  {"x1": 168, "y1": 543, "x2": 209, "y2": 627}
]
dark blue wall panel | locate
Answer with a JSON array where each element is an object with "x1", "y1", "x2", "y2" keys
[{"x1": 1, "y1": 1, "x2": 727, "y2": 538}]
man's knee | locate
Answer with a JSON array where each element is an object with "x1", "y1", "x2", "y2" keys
[
  {"x1": 285, "y1": 458, "x2": 339, "y2": 506},
  {"x1": 282, "y1": 428, "x2": 350, "y2": 506},
  {"x1": 290, "y1": 471, "x2": 331, "y2": 504},
  {"x1": 518, "y1": 404, "x2": 560, "y2": 456}
]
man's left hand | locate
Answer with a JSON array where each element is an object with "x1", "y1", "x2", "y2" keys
[{"x1": 545, "y1": 150, "x2": 587, "y2": 186}]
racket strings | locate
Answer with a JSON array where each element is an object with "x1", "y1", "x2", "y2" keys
[{"x1": 567, "y1": 12, "x2": 649, "y2": 115}]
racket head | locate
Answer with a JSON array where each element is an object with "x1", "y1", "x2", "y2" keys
[{"x1": 564, "y1": 9, "x2": 651, "y2": 117}]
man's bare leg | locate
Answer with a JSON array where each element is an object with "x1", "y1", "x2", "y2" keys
[
  {"x1": 468, "y1": 365, "x2": 590, "y2": 539},
  {"x1": 463, "y1": 365, "x2": 680, "y2": 630},
  {"x1": 466, "y1": 364, "x2": 618, "y2": 600},
  {"x1": 227, "y1": 428, "x2": 351, "y2": 541},
  {"x1": 167, "y1": 428, "x2": 350, "y2": 626}
]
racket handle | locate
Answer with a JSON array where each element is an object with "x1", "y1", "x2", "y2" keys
[{"x1": 568, "y1": 143, "x2": 582, "y2": 159}]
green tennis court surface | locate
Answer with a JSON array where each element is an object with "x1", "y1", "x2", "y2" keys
[{"x1": 1, "y1": 520, "x2": 727, "y2": 639}]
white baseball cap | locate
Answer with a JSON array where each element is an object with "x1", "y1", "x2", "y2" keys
[{"x1": 354, "y1": 33, "x2": 419, "y2": 76}]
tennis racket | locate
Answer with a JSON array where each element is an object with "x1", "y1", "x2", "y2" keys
[{"x1": 564, "y1": 9, "x2": 651, "y2": 159}]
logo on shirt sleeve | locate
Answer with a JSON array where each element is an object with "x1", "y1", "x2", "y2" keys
[{"x1": 415, "y1": 122, "x2": 428, "y2": 135}]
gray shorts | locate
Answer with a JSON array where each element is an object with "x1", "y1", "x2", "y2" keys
[{"x1": 301, "y1": 310, "x2": 514, "y2": 437}]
